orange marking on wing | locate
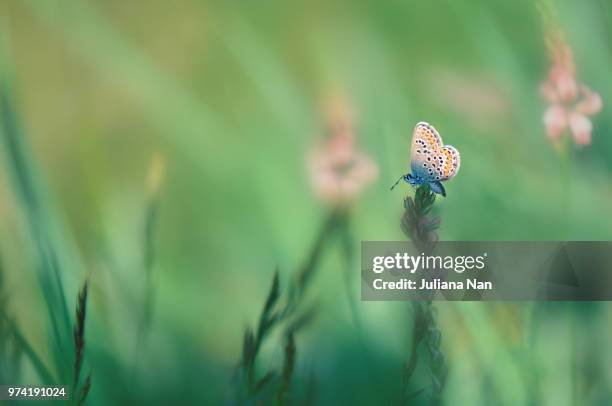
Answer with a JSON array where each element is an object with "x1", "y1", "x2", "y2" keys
[{"x1": 443, "y1": 150, "x2": 452, "y2": 176}]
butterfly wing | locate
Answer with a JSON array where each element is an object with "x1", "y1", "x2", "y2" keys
[
  {"x1": 430, "y1": 145, "x2": 460, "y2": 181},
  {"x1": 410, "y1": 122, "x2": 444, "y2": 181},
  {"x1": 428, "y1": 181, "x2": 446, "y2": 197}
]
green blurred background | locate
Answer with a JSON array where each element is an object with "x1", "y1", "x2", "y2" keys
[{"x1": 1, "y1": 0, "x2": 612, "y2": 404}]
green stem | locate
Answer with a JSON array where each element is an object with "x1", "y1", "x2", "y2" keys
[
  {"x1": 338, "y1": 217, "x2": 385, "y2": 393},
  {"x1": 292, "y1": 209, "x2": 345, "y2": 307}
]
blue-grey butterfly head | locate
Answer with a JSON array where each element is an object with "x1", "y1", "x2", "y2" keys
[
  {"x1": 391, "y1": 173, "x2": 423, "y2": 190},
  {"x1": 405, "y1": 173, "x2": 421, "y2": 186},
  {"x1": 390, "y1": 173, "x2": 446, "y2": 196}
]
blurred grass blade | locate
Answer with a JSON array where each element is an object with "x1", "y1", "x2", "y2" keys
[
  {"x1": 255, "y1": 270, "x2": 280, "y2": 351},
  {"x1": 72, "y1": 281, "x2": 88, "y2": 391},
  {"x1": 277, "y1": 333, "x2": 296, "y2": 405},
  {"x1": 3, "y1": 315, "x2": 56, "y2": 384},
  {"x1": 0, "y1": 42, "x2": 72, "y2": 382},
  {"x1": 133, "y1": 154, "x2": 164, "y2": 375},
  {"x1": 78, "y1": 373, "x2": 92, "y2": 406}
]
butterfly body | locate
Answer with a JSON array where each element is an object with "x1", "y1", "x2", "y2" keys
[
  {"x1": 391, "y1": 122, "x2": 460, "y2": 196},
  {"x1": 401, "y1": 173, "x2": 447, "y2": 197}
]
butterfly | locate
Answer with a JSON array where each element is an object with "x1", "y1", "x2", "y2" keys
[{"x1": 390, "y1": 122, "x2": 460, "y2": 197}]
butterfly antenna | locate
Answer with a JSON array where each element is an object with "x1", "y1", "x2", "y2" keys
[{"x1": 390, "y1": 175, "x2": 404, "y2": 191}]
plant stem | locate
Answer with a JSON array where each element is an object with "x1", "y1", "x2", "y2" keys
[
  {"x1": 294, "y1": 209, "x2": 345, "y2": 301},
  {"x1": 400, "y1": 185, "x2": 447, "y2": 405}
]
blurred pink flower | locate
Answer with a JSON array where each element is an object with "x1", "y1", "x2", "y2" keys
[
  {"x1": 308, "y1": 99, "x2": 378, "y2": 207},
  {"x1": 569, "y1": 111, "x2": 592, "y2": 146},
  {"x1": 543, "y1": 105, "x2": 567, "y2": 141},
  {"x1": 575, "y1": 86, "x2": 602, "y2": 115},
  {"x1": 540, "y1": 36, "x2": 602, "y2": 147}
]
